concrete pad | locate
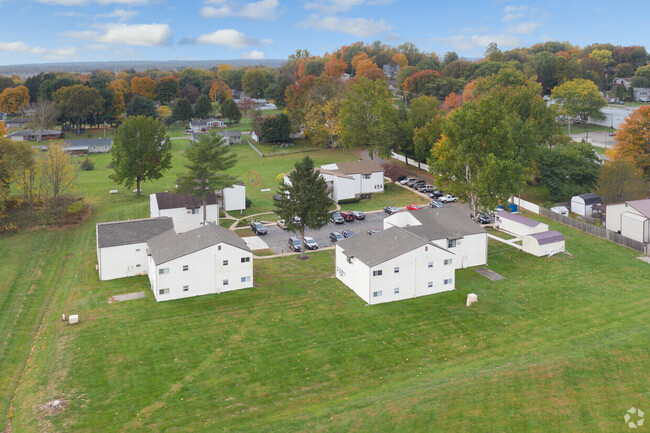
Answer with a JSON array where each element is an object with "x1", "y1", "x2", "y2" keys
[
  {"x1": 638, "y1": 256, "x2": 650, "y2": 264},
  {"x1": 260, "y1": 188, "x2": 272, "y2": 192},
  {"x1": 243, "y1": 236, "x2": 269, "y2": 250},
  {"x1": 474, "y1": 267, "x2": 505, "y2": 281},
  {"x1": 108, "y1": 291, "x2": 146, "y2": 304}
]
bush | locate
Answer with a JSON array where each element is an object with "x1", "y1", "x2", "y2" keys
[
  {"x1": 245, "y1": 197, "x2": 252, "y2": 208},
  {"x1": 338, "y1": 198, "x2": 360, "y2": 204},
  {"x1": 67, "y1": 199, "x2": 84, "y2": 216},
  {"x1": 80, "y1": 157, "x2": 94, "y2": 171}
]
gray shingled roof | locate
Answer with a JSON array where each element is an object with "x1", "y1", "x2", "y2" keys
[
  {"x1": 96, "y1": 217, "x2": 174, "y2": 248},
  {"x1": 397, "y1": 207, "x2": 486, "y2": 240},
  {"x1": 220, "y1": 130, "x2": 242, "y2": 138},
  {"x1": 332, "y1": 160, "x2": 383, "y2": 175},
  {"x1": 154, "y1": 191, "x2": 219, "y2": 210},
  {"x1": 496, "y1": 211, "x2": 543, "y2": 228},
  {"x1": 63, "y1": 138, "x2": 112, "y2": 148},
  {"x1": 576, "y1": 193, "x2": 601, "y2": 205},
  {"x1": 8, "y1": 128, "x2": 60, "y2": 137},
  {"x1": 528, "y1": 230, "x2": 564, "y2": 245},
  {"x1": 147, "y1": 222, "x2": 250, "y2": 265}
]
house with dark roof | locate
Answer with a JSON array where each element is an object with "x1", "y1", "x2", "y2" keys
[
  {"x1": 8, "y1": 128, "x2": 61, "y2": 141},
  {"x1": 189, "y1": 118, "x2": 225, "y2": 133},
  {"x1": 571, "y1": 193, "x2": 601, "y2": 217},
  {"x1": 522, "y1": 230, "x2": 565, "y2": 257},
  {"x1": 191, "y1": 129, "x2": 242, "y2": 145},
  {"x1": 606, "y1": 199, "x2": 650, "y2": 243},
  {"x1": 384, "y1": 207, "x2": 488, "y2": 269},
  {"x1": 335, "y1": 226, "x2": 455, "y2": 305},
  {"x1": 4, "y1": 117, "x2": 28, "y2": 129},
  {"x1": 61, "y1": 138, "x2": 112, "y2": 154},
  {"x1": 495, "y1": 211, "x2": 549, "y2": 237},
  {"x1": 146, "y1": 222, "x2": 253, "y2": 302},
  {"x1": 285, "y1": 160, "x2": 384, "y2": 203},
  {"x1": 96, "y1": 217, "x2": 174, "y2": 281}
]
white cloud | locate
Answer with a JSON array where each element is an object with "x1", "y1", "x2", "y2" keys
[
  {"x1": 0, "y1": 40, "x2": 78, "y2": 60},
  {"x1": 502, "y1": 5, "x2": 529, "y2": 22},
  {"x1": 241, "y1": 50, "x2": 266, "y2": 59},
  {"x1": 304, "y1": 0, "x2": 395, "y2": 14},
  {"x1": 512, "y1": 22, "x2": 540, "y2": 34},
  {"x1": 299, "y1": 14, "x2": 391, "y2": 38},
  {"x1": 193, "y1": 29, "x2": 266, "y2": 48},
  {"x1": 65, "y1": 23, "x2": 172, "y2": 46},
  {"x1": 201, "y1": 0, "x2": 280, "y2": 20},
  {"x1": 95, "y1": 8, "x2": 138, "y2": 21},
  {"x1": 433, "y1": 34, "x2": 522, "y2": 52},
  {"x1": 54, "y1": 11, "x2": 88, "y2": 17},
  {"x1": 37, "y1": 0, "x2": 148, "y2": 4}
]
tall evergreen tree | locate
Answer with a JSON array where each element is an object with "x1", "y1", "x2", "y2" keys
[
  {"x1": 273, "y1": 156, "x2": 331, "y2": 259},
  {"x1": 221, "y1": 98, "x2": 241, "y2": 124},
  {"x1": 177, "y1": 131, "x2": 238, "y2": 224},
  {"x1": 172, "y1": 97, "x2": 193, "y2": 122},
  {"x1": 193, "y1": 94, "x2": 213, "y2": 119}
]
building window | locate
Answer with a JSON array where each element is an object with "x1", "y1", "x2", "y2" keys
[
  {"x1": 394, "y1": 267, "x2": 399, "y2": 273},
  {"x1": 241, "y1": 257, "x2": 250, "y2": 263},
  {"x1": 159, "y1": 288, "x2": 169, "y2": 295},
  {"x1": 373, "y1": 291, "x2": 382, "y2": 297},
  {"x1": 136, "y1": 264, "x2": 141, "y2": 268},
  {"x1": 448, "y1": 239, "x2": 457, "y2": 248},
  {"x1": 183, "y1": 265, "x2": 188, "y2": 271},
  {"x1": 158, "y1": 268, "x2": 169, "y2": 275},
  {"x1": 363, "y1": 174, "x2": 371, "y2": 179},
  {"x1": 427, "y1": 261, "x2": 433, "y2": 268},
  {"x1": 223, "y1": 260, "x2": 228, "y2": 266},
  {"x1": 241, "y1": 276, "x2": 251, "y2": 283},
  {"x1": 372, "y1": 270, "x2": 382, "y2": 277},
  {"x1": 444, "y1": 278, "x2": 453, "y2": 285},
  {"x1": 394, "y1": 287, "x2": 399, "y2": 294},
  {"x1": 183, "y1": 285, "x2": 189, "y2": 292},
  {"x1": 191, "y1": 208, "x2": 199, "y2": 214},
  {"x1": 135, "y1": 248, "x2": 140, "y2": 252},
  {"x1": 444, "y1": 259, "x2": 453, "y2": 266},
  {"x1": 223, "y1": 279, "x2": 229, "y2": 286},
  {"x1": 428, "y1": 281, "x2": 433, "y2": 288}
]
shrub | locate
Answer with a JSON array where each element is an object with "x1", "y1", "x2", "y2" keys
[
  {"x1": 338, "y1": 198, "x2": 360, "y2": 204},
  {"x1": 67, "y1": 199, "x2": 84, "y2": 215},
  {"x1": 245, "y1": 197, "x2": 252, "y2": 208},
  {"x1": 80, "y1": 157, "x2": 94, "y2": 171}
]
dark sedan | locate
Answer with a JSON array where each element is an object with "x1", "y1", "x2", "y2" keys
[
  {"x1": 329, "y1": 231, "x2": 344, "y2": 242},
  {"x1": 330, "y1": 212, "x2": 345, "y2": 224},
  {"x1": 476, "y1": 214, "x2": 492, "y2": 224},
  {"x1": 250, "y1": 221, "x2": 267, "y2": 235},
  {"x1": 352, "y1": 211, "x2": 365, "y2": 220},
  {"x1": 384, "y1": 206, "x2": 400, "y2": 215}
]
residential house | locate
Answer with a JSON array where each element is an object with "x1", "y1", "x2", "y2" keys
[
  {"x1": 285, "y1": 160, "x2": 384, "y2": 203},
  {"x1": 634, "y1": 88, "x2": 650, "y2": 101},
  {"x1": 606, "y1": 199, "x2": 650, "y2": 243},
  {"x1": 570, "y1": 193, "x2": 601, "y2": 217},
  {"x1": 8, "y1": 128, "x2": 61, "y2": 141},
  {"x1": 58, "y1": 138, "x2": 112, "y2": 155},
  {"x1": 335, "y1": 226, "x2": 455, "y2": 305},
  {"x1": 496, "y1": 211, "x2": 549, "y2": 237},
  {"x1": 146, "y1": 223, "x2": 253, "y2": 302},
  {"x1": 96, "y1": 217, "x2": 174, "y2": 281},
  {"x1": 191, "y1": 129, "x2": 241, "y2": 145},
  {"x1": 522, "y1": 231, "x2": 565, "y2": 257},
  {"x1": 4, "y1": 117, "x2": 28, "y2": 129},
  {"x1": 189, "y1": 118, "x2": 226, "y2": 133},
  {"x1": 612, "y1": 77, "x2": 632, "y2": 88},
  {"x1": 384, "y1": 207, "x2": 488, "y2": 269}
]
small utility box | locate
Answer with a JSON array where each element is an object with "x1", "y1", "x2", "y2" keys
[{"x1": 68, "y1": 315, "x2": 79, "y2": 325}]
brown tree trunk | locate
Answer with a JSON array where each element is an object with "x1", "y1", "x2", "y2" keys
[
  {"x1": 136, "y1": 177, "x2": 141, "y2": 196},
  {"x1": 202, "y1": 196, "x2": 207, "y2": 225}
]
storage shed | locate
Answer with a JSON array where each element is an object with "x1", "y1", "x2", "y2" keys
[
  {"x1": 550, "y1": 206, "x2": 569, "y2": 216},
  {"x1": 570, "y1": 193, "x2": 601, "y2": 217},
  {"x1": 495, "y1": 211, "x2": 548, "y2": 237},
  {"x1": 522, "y1": 230, "x2": 565, "y2": 257}
]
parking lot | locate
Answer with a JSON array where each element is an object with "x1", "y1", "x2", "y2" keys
[{"x1": 253, "y1": 211, "x2": 388, "y2": 254}]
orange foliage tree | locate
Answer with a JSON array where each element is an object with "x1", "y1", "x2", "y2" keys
[
  {"x1": 217, "y1": 63, "x2": 234, "y2": 80},
  {"x1": 392, "y1": 53, "x2": 408, "y2": 68},
  {"x1": 441, "y1": 92, "x2": 463, "y2": 112},
  {"x1": 209, "y1": 80, "x2": 233, "y2": 103},
  {"x1": 0, "y1": 86, "x2": 29, "y2": 114},
  {"x1": 0, "y1": 120, "x2": 6, "y2": 136},
  {"x1": 130, "y1": 76, "x2": 157, "y2": 100},
  {"x1": 109, "y1": 79, "x2": 130, "y2": 96},
  {"x1": 324, "y1": 56, "x2": 347, "y2": 77},
  {"x1": 608, "y1": 105, "x2": 650, "y2": 177},
  {"x1": 462, "y1": 80, "x2": 478, "y2": 103},
  {"x1": 351, "y1": 52, "x2": 370, "y2": 73}
]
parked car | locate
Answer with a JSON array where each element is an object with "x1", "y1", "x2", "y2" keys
[
  {"x1": 396, "y1": 175, "x2": 407, "y2": 182},
  {"x1": 430, "y1": 200, "x2": 444, "y2": 208},
  {"x1": 407, "y1": 204, "x2": 423, "y2": 210},
  {"x1": 476, "y1": 214, "x2": 492, "y2": 224},
  {"x1": 304, "y1": 236, "x2": 319, "y2": 250},
  {"x1": 407, "y1": 179, "x2": 423, "y2": 187},
  {"x1": 352, "y1": 211, "x2": 365, "y2": 220},
  {"x1": 411, "y1": 180, "x2": 426, "y2": 189},
  {"x1": 250, "y1": 221, "x2": 267, "y2": 235},
  {"x1": 418, "y1": 184, "x2": 435, "y2": 193},
  {"x1": 277, "y1": 220, "x2": 287, "y2": 230},
  {"x1": 184, "y1": 128, "x2": 192, "y2": 134},
  {"x1": 330, "y1": 212, "x2": 345, "y2": 224},
  {"x1": 400, "y1": 177, "x2": 417, "y2": 185},
  {"x1": 329, "y1": 231, "x2": 344, "y2": 242},
  {"x1": 429, "y1": 190, "x2": 443, "y2": 199},
  {"x1": 439, "y1": 194, "x2": 457, "y2": 203},
  {"x1": 339, "y1": 211, "x2": 355, "y2": 222},
  {"x1": 293, "y1": 216, "x2": 302, "y2": 224},
  {"x1": 384, "y1": 206, "x2": 400, "y2": 215},
  {"x1": 288, "y1": 237, "x2": 302, "y2": 252},
  {"x1": 341, "y1": 229, "x2": 354, "y2": 238},
  {"x1": 367, "y1": 229, "x2": 381, "y2": 235}
]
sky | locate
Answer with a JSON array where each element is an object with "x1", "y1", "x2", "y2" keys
[{"x1": 0, "y1": 0, "x2": 648, "y2": 65}]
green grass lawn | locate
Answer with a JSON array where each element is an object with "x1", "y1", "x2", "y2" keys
[
  {"x1": 338, "y1": 182, "x2": 428, "y2": 212},
  {"x1": 2, "y1": 128, "x2": 649, "y2": 432},
  {"x1": 560, "y1": 123, "x2": 615, "y2": 136}
]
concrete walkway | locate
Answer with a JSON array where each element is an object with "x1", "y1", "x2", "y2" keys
[
  {"x1": 487, "y1": 233, "x2": 523, "y2": 250},
  {"x1": 228, "y1": 211, "x2": 275, "y2": 230}
]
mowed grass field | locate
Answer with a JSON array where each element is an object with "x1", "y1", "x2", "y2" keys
[{"x1": 1, "y1": 135, "x2": 649, "y2": 432}]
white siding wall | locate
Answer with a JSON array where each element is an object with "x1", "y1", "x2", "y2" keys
[
  {"x1": 223, "y1": 185, "x2": 246, "y2": 212},
  {"x1": 362, "y1": 172, "x2": 384, "y2": 194},
  {"x1": 383, "y1": 212, "x2": 420, "y2": 229},
  {"x1": 149, "y1": 194, "x2": 160, "y2": 218},
  {"x1": 335, "y1": 244, "x2": 455, "y2": 305},
  {"x1": 98, "y1": 242, "x2": 150, "y2": 281},
  {"x1": 149, "y1": 243, "x2": 253, "y2": 302},
  {"x1": 621, "y1": 212, "x2": 649, "y2": 243},
  {"x1": 440, "y1": 233, "x2": 487, "y2": 269},
  {"x1": 522, "y1": 237, "x2": 565, "y2": 257},
  {"x1": 333, "y1": 176, "x2": 357, "y2": 202},
  {"x1": 497, "y1": 217, "x2": 548, "y2": 237},
  {"x1": 605, "y1": 203, "x2": 627, "y2": 232},
  {"x1": 158, "y1": 205, "x2": 219, "y2": 233}
]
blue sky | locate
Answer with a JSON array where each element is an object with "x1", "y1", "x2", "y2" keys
[{"x1": 0, "y1": 0, "x2": 648, "y2": 65}]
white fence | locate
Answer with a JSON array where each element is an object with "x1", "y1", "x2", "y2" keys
[
  {"x1": 510, "y1": 196, "x2": 540, "y2": 214},
  {"x1": 391, "y1": 152, "x2": 430, "y2": 172}
]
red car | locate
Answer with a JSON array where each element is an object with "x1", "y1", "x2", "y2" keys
[
  {"x1": 339, "y1": 211, "x2": 355, "y2": 222},
  {"x1": 407, "y1": 204, "x2": 423, "y2": 210}
]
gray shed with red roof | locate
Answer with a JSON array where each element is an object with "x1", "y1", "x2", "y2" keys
[{"x1": 522, "y1": 230, "x2": 565, "y2": 257}]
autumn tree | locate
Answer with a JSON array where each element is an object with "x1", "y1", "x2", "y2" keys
[
  {"x1": 551, "y1": 78, "x2": 606, "y2": 136},
  {"x1": 0, "y1": 85, "x2": 30, "y2": 114},
  {"x1": 39, "y1": 144, "x2": 76, "y2": 204},
  {"x1": 217, "y1": 63, "x2": 234, "y2": 80},
  {"x1": 304, "y1": 97, "x2": 341, "y2": 148},
  {"x1": 156, "y1": 76, "x2": 179, "y2": 103},
  {"x1": 597, "y1": 159, "x2": 648, "y2": 203},
  {"x1": 0, "y1": 138, "x2": 33, "y2": 215},
  {"x1": 112, "y1": 91, "x2": 126, "y2": 119},
  {"x1": 131, "y1": 76, "x2": 157, "y2": 100},
  {"x1": 590, "y1": 49, "x2": 614, "y2": 67},
  {"x1": 209, "y1": 80, "x2": 233, "y2": 103},
  {"x1": 608, "y1": 105, "x2": 650, "y2": 177},
  {"x1": 180, "y1": 85, "x2": 200, "y2": 104},
  {"x1": 28, "y1": 100, "x2": 59, "y2": 142},
  {"x1": 236, "y1": 97, "x2": 255, "y2": 118},
  {"x1": 242, "y1": 68, "x2": 269, "y2": 98},
  {"x1": 157, "y1": 105, "x2": 170, "y2": 118},
  {"x1": 109, "y1": 79, "x2": 130, "y2": 97},
  {"x1": 52, "y1": 84, "x2": 104, "y2": 133},
  {"x1": 323, "y1": 56, "x2": 347, "y2": 77},
  {"x1": 392, "y1": 53, "x2": 408, "y2": 68},
  {"x1": 441, "y1": 92, "x2": 462, "y2": 112},
  {"x1": 109, "y1": 116, "x2": 172, "y2": 196},
  {"x1": 0, "y1": 121, "x2": 6, "y2": 137},
  {"x1": 339, "y1": 78, "x2": 399, "y2": 159},
  {"x1": 177, "y1": 131, "x2": 238, "y2": 225},
  {"x1": 194, "y1": 95, "x2": 213, "y2": 119}
]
